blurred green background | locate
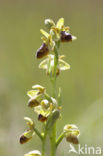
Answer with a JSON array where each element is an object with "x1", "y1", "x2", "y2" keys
[{"x1": 0, "y1": 0, "x2": 103, "y2": 155}]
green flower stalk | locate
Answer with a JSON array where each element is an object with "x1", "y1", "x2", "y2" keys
[{"x1": 19, "y1": 18, "x2": 80, "y2": 156}]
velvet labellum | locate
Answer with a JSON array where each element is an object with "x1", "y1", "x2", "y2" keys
[
  {"x1": 38, "y1": 114, "x2": 48, "y2": 122},
  {"x1": 36, "y1": 43, "x2": 49, "y2": 59},
  {"x1": 60, "y1": 31, "x2": 72, "y2": 42}
]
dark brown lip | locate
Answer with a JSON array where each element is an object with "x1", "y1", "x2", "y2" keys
[
  {"x1": 60, "y1": 31, "x2": 72, "y2": 42},
  {"x1": 36, "y1": 43, "x2": 49, "y2": 59}
]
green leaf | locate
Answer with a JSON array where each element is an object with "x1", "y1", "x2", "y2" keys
[
  {"x1": 59, "y1": 59, "x2": 70, "y2": 70},
  {"x1": 56, "y1": 18, "x2": 64, "y2": 29},
  {"x1": 24, "y1": 150, "x2": 41, "y2": 156},
  {"x1": 40, "y1": 29, "x2": 49, "y2": 38},
  {"x1": 27, "y1": 90, "x2": 39, "y2": 98}
]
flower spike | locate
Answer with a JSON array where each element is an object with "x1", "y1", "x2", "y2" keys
[{"x1": 20, "y1": 18, "x2": 80, "y2": 156}]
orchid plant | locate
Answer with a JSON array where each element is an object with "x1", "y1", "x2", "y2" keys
[{"x1": 19, "y1": 18, "x2": 80, "y2": 156}]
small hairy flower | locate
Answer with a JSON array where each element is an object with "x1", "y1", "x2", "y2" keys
[
  {"x1": 19, "y1": 117, "x2": 35, "y2": 144},
  {"x1": 36, "y1": 43, "x2": 49, "y2": 59},
  {"x1": 28, "y1": 94, "x2": 43, "y2": 108},
  {"x1": 34, "y1": 103, "x2": 53, "y2": 118},
  {"x1": 19, "y1": 130, "x2": 34, "y2": 144},
  {"x1": 63, "y1": 124, "x2": 80, "y2": 144},
  {"x1": 28, "y1": 96, "x2": 40, "y2": 107},
  {"x1": 60, "y1": 31, "x2": 72, "y2": 42},
  {"x1": 39, "y1": 54, "x2": 70, "y2": 77},
  {"x1": 20, "y1": 134, "x2": 31, "y2": 144},
  {"x1": 60, "y1": 31, "x2": 77, "y2": 42}
]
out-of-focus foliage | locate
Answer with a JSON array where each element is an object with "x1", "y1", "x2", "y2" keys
[{"x1": 0, "y1": 0, "x2": 103, "y2": 156}]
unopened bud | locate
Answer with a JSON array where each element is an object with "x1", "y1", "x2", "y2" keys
[{"x1": 46, "y1": 110, "x2": 60, "y2": 131}]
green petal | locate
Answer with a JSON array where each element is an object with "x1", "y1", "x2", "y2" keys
[
  {"x1": 40, "y1": 29, "x2": 49, "y2": 38},
  {"x1": 63, "y1": 124, "x2": 80, "y2": 138},
  {"x1": 28, "y1": 94, "x2": 43, "y2": 108},
  {"x1": 56, "y1": 18, "x2": 64, "y2": 29},
  {"x1": 23, "y1": 130, "x2": 34, "y2": 138},
  {"x1": 32, "y1": 85, "x2": 45, "y2": 93},
  {"x1": 45, "y1": 19, "x2": 55, "y2": 29},
  {"x1": 27, "y1": 90, "x2": 39, "y2": 98},
  {"x1": 24, "y1": 117, "x2": 34, "y2": 127},
  {"x1": 59, "y1": 59, "x2": 70, "y2": 70},
  {"x1": 34, "y1": 105, "x2": 51, "y2": 117},
  {"x1": 39, "y1": 58, "x2": 48, "y2": 69}
]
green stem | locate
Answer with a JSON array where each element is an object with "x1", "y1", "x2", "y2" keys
[
  {"x1": 50, "y1": 123, "x2": 56, "y2": 156},
  {"x1": 33, "y1": 127, "x2": 46, "y2": 156},
  {"x1": 42, "y1": 137, "x2": 46, "y2": 156},
  {"x1": 33, "y1": 127, "x2": 43, "y2": 141},
  {"x1": 41, "y1": 127, "x2": 47, "y2": 156},
  {"x1": 56, "y1": 132, "x2": 64, "y2": 148},
  {"x1": 50, "y1": 41, "x2": 60, "y2": 156}
]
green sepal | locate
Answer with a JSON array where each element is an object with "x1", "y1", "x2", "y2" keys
[
  {"x1": 27, "y1": 90, "x2": 39, "y2": 98},
  {"x1": 23, "y1": 130, "x2": 34, "y2": 138},
  {"x1": 40, "y1": 29, "x2": 49, "y2": 38},
  {"x1": 56, "y1": 18, "x2": 64, "y2": 30},
  {"x1": 59, "y1": 59, "x2": 70, "y2": 70},
  {"x1": 32, "y1": 85, "x2": 45, "y2": 93},
  {"x1": 39, "y1": 58, "x2": 48, "y2": 70},
  {"x1": 45, "y1": 19, "x2": 55, "y2": 29},
  {"x1": 24, "y1": 117, "x2": 34, "y2": 128}
]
